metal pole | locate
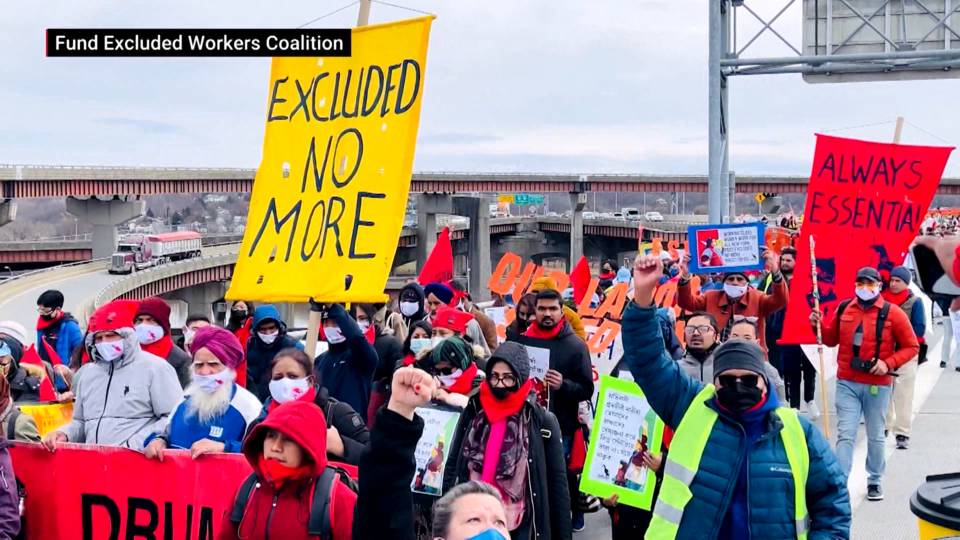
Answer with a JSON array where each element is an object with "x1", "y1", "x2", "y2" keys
[
  {"x1": 357, "y1": 0, "x2": 372, "y2": 26},
  {"x1": 893, "y1": 116, "x2": 904, "y2": 143},
  {"x1": 708, "y1": 0, "x2": 730, "y2": 224}
]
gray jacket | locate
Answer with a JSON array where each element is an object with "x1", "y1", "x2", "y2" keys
[
  {"x1": 58, "y1": 329, "x2": 182, "y2": 449},
  {"x1": 678, "y1": 346, "x2": 787, "y2": 402}
]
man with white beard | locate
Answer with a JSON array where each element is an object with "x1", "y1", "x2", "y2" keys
[{"x1": 144, "y1": 326, "x2": 261, "y2": 460}]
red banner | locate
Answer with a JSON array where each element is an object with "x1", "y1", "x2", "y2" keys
[
  {"x1": 780, "y1": 134, "x2": 954, "y2": 344},
  {"x1": 10, "y1": 443, "x2": 252, "y2": 540}
]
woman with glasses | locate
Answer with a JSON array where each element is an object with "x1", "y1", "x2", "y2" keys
[{"x1": 441, "y1": 341, "x2": 571, "y2": 540}]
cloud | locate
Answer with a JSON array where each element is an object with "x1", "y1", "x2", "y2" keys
[{"x1": 96, "y1": 117, "x2": 183, "y2": 134}]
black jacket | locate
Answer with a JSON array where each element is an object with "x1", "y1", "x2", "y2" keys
[
  {"x1": 443, "y1": 395, "x2": 572, "y2": 540},
  {"x1": 165, "y1": 345, "x2": 192, "y2": 389},
  {"x1": 356, "y1": 407, "x2": 424, "y2": 540},
  {"x1": 373, "y1": 331, "x2": 404, "y2": 384},
  {"x1": 250, "y1": 385, "x2": 370, "y2": 465},
  {"x1": 314, "y1": 304, "x2": 379, "y2": 422},
  {"x1": 512, "y1": 322, "x2": 594, "y2": 437}
]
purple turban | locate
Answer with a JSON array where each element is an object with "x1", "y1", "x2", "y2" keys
[
  {"x1": 189, "y1": 326, "x2": 244, "y2": 369},
  {"x1": 424, "y1": 282, "x2": 455, "y2": 305}
]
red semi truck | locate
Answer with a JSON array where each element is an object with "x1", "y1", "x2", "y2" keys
[{"x1": 108, "y1": 231, "x2": 203, "y2": 274}]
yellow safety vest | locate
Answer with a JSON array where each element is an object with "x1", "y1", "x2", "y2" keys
[{"x1": 646, "y1": 385, "x2": 809, "y2": 540}]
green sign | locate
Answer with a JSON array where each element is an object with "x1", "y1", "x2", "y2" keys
[{"x1": 514, "y1": 194, "x2": 545, "y2": 206}]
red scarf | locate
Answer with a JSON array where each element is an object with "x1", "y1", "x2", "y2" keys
[
  {"x1": 36, "y1": 312, "x2": 64, "y2": 331},
  {"x1": 445, "y1": 363, "x2": 479, "y2": 395},
  {"x1": 479, "y1": 379, "x2": 533, "y2": 423},
  {"x1": 258, "y1": 458, "x2": 312, "y2": 489},
  {"x1": 524, "y1": 320, "x2": 565, "y2": 340},
  {"x1": 268, "y1": 385, "x2": 317, "y2": 413},
  {"x1": 882, "y1": 289, "x2": 911, "y2": 306},
  {"x1": 141, "y1": 336, "x2": 174, "y2": 360}
]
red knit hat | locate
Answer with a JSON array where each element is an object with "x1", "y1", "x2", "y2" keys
[
  {"x1": 433, "y1": 305, "x2": 474, "y2": 335},
  {"x1": 88, "y1": 300, "x2": 140, "y2": 335},
  {"x1": 135, "y1": 297, "x2": 172, "y2": 335}
]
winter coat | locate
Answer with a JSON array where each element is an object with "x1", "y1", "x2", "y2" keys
[
  {"x1": 0, "y1": 404, "x2": 40, "y2": 442},
  {"x1": 0, "y1": 441, "x2": 19, "y2": 540},
  {"x1": 57, "y1": 330, "x2": 183, "y2": 449},
  {"x1": 314, "y1": 304, "x2": 378, "y2": 422},
  {"x1": 218, "y1": 401, "x2": 356, "y2": 540},
  {"x1": 8, "y1": 366, "x2": 41, "y2": 403},
  {"x1": 355, "y1": 407, "x2": 424, "y2": 540},
  {"x1": 471, "y1": 306, "x2": 499, "y2": 351},
  {"x1": 678, "y1": 276, "x2": 788, "y2": 350},
  {"x1": 36, "y1": 313, "x2": 83, "y2": 366},
  {"x1": 373, "y1": 331, "x2": 404, "y2": 384},
  {"x1": 512, "y1": 322, "x2": 594, "y2": 437},
  {"x1": 399, "y1": 283, "x2": 429, "y2": 328},
  {"x1": 252, "y1": 386, "x2": 370, "y2": 465},
  {"x1": 621, "y1": 302, "x2": 851, "y2": 539},
  {"x1": 145, "y1": 383, "x2": 262, "y2": 452},
  {"x1": 164, "y1": 345, "x2": 192, "y2": 389},
  {"x1": 246, "y1": 306, "x2": 304, "y2": 402},
  {"x1": 820, "y1": 296, "x2": 919, "y2": 386},
  {"x1": 444, "y1": 394, "x2": 572, "y2": 540},
  {"x1": 677, "y1": 347, "x2": 786, "y2": 403}
]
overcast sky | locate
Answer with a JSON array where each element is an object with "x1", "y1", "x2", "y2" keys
[{"x1": 2, "y1": 0, "x2": 957, "y2": 175}]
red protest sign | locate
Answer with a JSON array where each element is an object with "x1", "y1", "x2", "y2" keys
[
  {"x1": 10, "y1": 443, "x2": 252, "y2": 540},
  {"x1": 779, "y1": 134, "x2": 953, "y2": 344}
]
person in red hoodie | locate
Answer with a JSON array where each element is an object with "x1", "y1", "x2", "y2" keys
[
  {"x1": 134, "y1": 298, "x2": 192, "y2": 388},
  {"x1": 810, "y1": 266, "x2": 918, "y2": 502},
  {"x1": 219, "y1": 399, "x2": 356, "y2": 540}
]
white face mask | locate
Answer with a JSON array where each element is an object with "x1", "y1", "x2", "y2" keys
[
  {"x1": 724, "y1": 283, "x2": 748, "y2": 299},
  {"x1": 183, "y1": 328, "x2": 196, "y2": 344},
  {"x1": 135, "y1": 323, "x2": 164, "y2": 345},
  {"x1": 269, "y1": 377, "x2": 311, "y2": 403},
  {"x1": 192, "y1": 369, "x2": 235, "y2": 394},
  {"x1": 325, "y1": 326, "x2": 346, "y2": 344},
  {"x1": 95, "y1": 340, "x2": 124, "y2": 362},
  {"x1": 437, "y1": 368, "x2": 464, "y2": 388},
  {"x1": 400, "y1": 301, "x2": 420, "y2": 317},
  {"x1": 410, "y1": 337, "x2": 431, "y2": 355},
  {"x1": 258, "y1": 331, "x2": 279, "y2": 344},
  {"x1": 431, "y1": 336, "x2": 447, "y2": 347},
  {"x1": 358, "y1": 321, "x2": 371, "y2": 332},
  {"x1": 856, "y1": 285, "x2": 881, "y2": 301}
]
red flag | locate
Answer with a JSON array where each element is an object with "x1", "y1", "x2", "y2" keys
[
  {"x1": 418, "y1": 226, "x2": 454, "y2": 285},
  {"x1": 570, "y1": 256, "x2": 592, "y2": 305},
  {"x1": 20, "y1": 343, "x2": 58, "y2": 401},
  {"x1": 779, "y1": 134, "x2": 953, "y2": 344}
]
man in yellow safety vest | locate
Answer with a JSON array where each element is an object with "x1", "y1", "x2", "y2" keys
[{"x1": 621, "y1": 254, "x2": 850, "y2": 539}]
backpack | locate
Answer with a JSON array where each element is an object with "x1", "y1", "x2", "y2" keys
[
  {"x1": 834, "y1": 299, "x2": 891, "y2": 361},
  {"x1": 6, "y1": 409, "x2": 18, "y2": 441},
  {"x1": 229, "y1": 464, "x2": 358, "y2": 538}
]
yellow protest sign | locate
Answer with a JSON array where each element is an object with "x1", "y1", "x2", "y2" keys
[
  {"x1": 19, "y1": 402, "x2": 73, "y2": 437},
  {"x1": 228, "y1": 16, "x2": 434, "y2": 303},
  {"x1": 497, "y1": 194, "x2": 515, "y2": 204}
]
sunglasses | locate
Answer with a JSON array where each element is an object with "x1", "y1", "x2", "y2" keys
[
  {"x1": 434, "y1": 365, "x2": 458, "y2": 376},
  {"x1": 717, "y1": 374, "x2": 760, "y2": 388}
]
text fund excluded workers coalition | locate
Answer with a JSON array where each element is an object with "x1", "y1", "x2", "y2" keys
[{"x1": 47, "y1": 30, "x2": 351, "y2": 57}]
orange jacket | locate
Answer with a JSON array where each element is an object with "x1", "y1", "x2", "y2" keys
[
  {"x1": 820, "y1": 296, "x2": 919, "y2": 386},
  {"x1": 677, "y1": 277, "x2": 788, "y2": 350}
]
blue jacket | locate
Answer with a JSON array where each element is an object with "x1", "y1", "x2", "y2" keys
[
  {"x1": 145, "y1": 383, "x2": 263, "y2": 453},
  {"x1": 905, "y1": 293, "x2": 927, "y2": 340},
  {"x1": 37, "y1": 313, "x2": 83, "y2": 366},
  {"x1": 621, "y1": 302, "x2": 851, "y2": 540},
  {"x1": 314, "y1": 304, "x2": 378, "y2": 422}
]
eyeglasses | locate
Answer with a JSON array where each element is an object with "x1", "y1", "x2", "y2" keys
[
  {"x1": 732, "y1": 315, "x2": 758, "y2": 323},
  {"x1": 685, "y1": 325, "x2": 715, "y2": 335},
  {"x1": 37, "y1": 307, "x2": 55, "y2": 315},
  {"x1": 717, "y1": 374, "x2": 760, "y2": 388},
  {"x1": 489, "y1": 373, "x2": 517, "y2": 386}
]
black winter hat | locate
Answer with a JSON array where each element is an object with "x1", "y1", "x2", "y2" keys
[
  {"x1": 486, "y1": 341, "x2": 530, "y2": 383},
  {"x1": 713, "y1": 340, "x2": 766, "y2": 379}
]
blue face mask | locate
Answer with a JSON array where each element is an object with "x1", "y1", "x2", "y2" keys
[{"x1": 466, "y1": 529, "x2": 507, "y2": 540}]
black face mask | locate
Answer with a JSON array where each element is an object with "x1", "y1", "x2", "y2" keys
[
  {"x1": 489, "y1": 384, "x2": 516, "y2": 400},
  {"x1": 40, "y1": 313, "x2": 56, "y2": 321},
  {"x1": 230, "y1": 309, "x2": 248, "y2": 320},
  {"x1": 716, "y1": 381, "x2": 763, "y2": 413}
]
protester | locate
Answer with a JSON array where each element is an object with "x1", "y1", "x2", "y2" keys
[
  {"x1": 450, "y1": 280, "x2": 498, "y2": 351},
  {"x1": 218, "y1": 400, "x2": 356, "y2": 540},
  {"x1": 398, "y1": 282, "x2": 430, "y2": 337},
  {"x1": 226, "y1": 300, "x2": 254, "y2": 343},
  {"x1": 677, "y1": 251, "x2": 788, "y2": 348},
  {"x1": 625, "y1": 254, "x2": 850, "y2": 537},
  {"x1": 0, "y1": 329, "x2": 41, "y2": 403},
  {"x1": 728, "y1": 317, "x2": 787, "y2": 402},
  {"x1": 246, "y1": 304, "x2": 303, "y2": 402},
  {"x1": 431, "y1": 305, "x2": 475, "y2": 343},
  {"x1": 599, "y1": 259, "x2": 618, "y2": 289},
  {"x1": 42, "y1": 300, "x2": 182, "y2": 450},
  {"x1": 811, "y1": 266, "x2": 919, "y2": 501},
  {"x1": 35, "y1": 289, "x2": 81, "y2": 391},
  {"x1": 314, "y1": 303, "x2": 378, "y2": 422},
  {"x1": 529, "y1": 276, "x2": 587, "y2": 340},
  {"x1": 511, "y1": 287, "x2": 593, "y2": 531},
  {"x1": 356, "y1": 367, "x2": 512, "y2": 540},
  {"x1": 402, "y1": 320, "x2": 433, "y2": 366},
  {"x1": 255, "y1": 348, "x2": 369, "y2": 465},
  {"x1": 0, "y1": 430, "x2": 18, "y2": 540},
  {"x1": 180, "y1": 314, "x2": 211, "y2": 349},
  {"x1": 416, "y1": 336, "x2": 484, "y2": 409},
  {"x1": 144, "y1": 326, "x2": 261, "y2": 460},
  {"x1": 134, "y1": 297, "x2": 192, "y2": 388},
  {"x1": 0, "y1": 366, "x2": 40, "y2": 442},
  {"x1": 505, "y1": 293, "x2": 536, "y2": 341},
  {"x1": 0, "y1": 321, "x2": 27, "y2": 364},
  {"x1": 354, "y1": 303, "x2": 403, "y2": 424},
  {"x1": 882, "y1": 265, "x2": 925, "y2": 450},
  {"x1": 426, "y1": 282, "x2": 491, "y2": 358},
  {"x1": 442, "y1": 342, "x2": 571, "y2": 540}
]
